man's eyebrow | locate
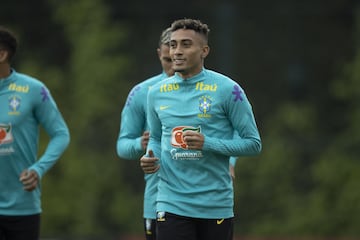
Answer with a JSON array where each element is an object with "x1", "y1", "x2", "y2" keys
[
  {"x1": 173, "y1": 39, "x2": 193, "y2": 43},
  {"x1": 170, "y1": 38, "x2": 193, "y2": 41}
]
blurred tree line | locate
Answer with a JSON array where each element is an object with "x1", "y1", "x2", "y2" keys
[{"x1": 1, "y1": 0, "x2": 359, "y2": 239}]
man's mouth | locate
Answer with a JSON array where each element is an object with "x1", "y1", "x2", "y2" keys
[{"x1": 173, "y1": 59, "x2": 185, "y2": 65}]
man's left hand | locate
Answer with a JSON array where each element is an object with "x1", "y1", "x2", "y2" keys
[{"x1": 19, "y1": 170, "x2": 39, "y2": 191}]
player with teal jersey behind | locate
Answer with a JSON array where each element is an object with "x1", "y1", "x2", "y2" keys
[
  {"x1": 117, "y1": 27, "x2": 174, "y2": 240},
  {"x1": 0, "y1": 26, "x2": 70, "y2": 240},
  {"x1": 140, "y1": 19, "x2": 261, "y2": 240}
]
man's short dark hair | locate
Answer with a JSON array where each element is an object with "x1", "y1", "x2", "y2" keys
[
  {"x1": 170, "y1": 19, "x2": 210, "y2": 42},
  {"x1": 0, "y1": 26, "x2": 18, "y2": 62}
]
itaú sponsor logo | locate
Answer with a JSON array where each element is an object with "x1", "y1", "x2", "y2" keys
[
  {"x1": 195, "y1": 82, "x2": 217, "y2": 91},
  {"x1": 159, "y1": 83, "x2": 179, "y2": 92},
  {"x1": 8, "y1": 83, "x2": 29, "y2": 93}
]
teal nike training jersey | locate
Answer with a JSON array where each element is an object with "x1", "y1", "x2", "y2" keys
[
  {"x1": 0, "y1": 69, "x2": 70, "y2": 216},
  {"x1": 147, "y1": 68, "x2": 261, "y2": 219},
  {"x1": 117, "y1": 71, "x2": 169, "y2": 219}
]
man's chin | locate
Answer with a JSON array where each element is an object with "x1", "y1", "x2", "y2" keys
[{"x1": 173, "y1": 68, "x2": 184, "y2": 73}]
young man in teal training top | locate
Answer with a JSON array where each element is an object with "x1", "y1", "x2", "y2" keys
[
  {"x1": 0, "y1": 26, "x2": 70, "y2": 240},
  {"x1": 117, "y1": 27, "x2": 174, "y2": 240},
  {"x1": 140, "y1": 19, "x2": 261, "y2": 240}
]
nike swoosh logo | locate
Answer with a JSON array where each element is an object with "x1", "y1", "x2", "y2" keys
[
  {"x1": 159, "y1": 106, "x2": 170, "y2": 110},
  {"x1": 216, "y1": 219, "x2": 224, "y2": 225}
]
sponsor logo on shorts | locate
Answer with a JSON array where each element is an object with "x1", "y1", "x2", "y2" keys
[
  {"x1": 216, "y1": 219, "x2": 225, "y2": 225},
  {"x1": 157, "y1": 211, "x2": 166, "y2": 222}
]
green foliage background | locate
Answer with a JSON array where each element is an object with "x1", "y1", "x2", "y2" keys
[{"x1": 1, "y1": 0, "x2": 359, "y2": 238}]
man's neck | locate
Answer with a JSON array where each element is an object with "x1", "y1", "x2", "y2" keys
[{"x1": 0, "y1": 64, "x2": 11, "y2": 79}]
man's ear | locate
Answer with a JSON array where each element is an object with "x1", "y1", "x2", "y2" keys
[
  {"x1": 201, "y1": 45, "x2": 210, "y2": 59},
  {"x1": 0, "y1": 50, "x2": 9, "y2": 63},
  {"x1": 157, "y1": 48, "x2": 161, "y2": 59}
]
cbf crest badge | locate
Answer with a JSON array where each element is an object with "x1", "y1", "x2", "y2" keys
[
  {"x1": 198, "y1": 95, "x2": 213, "y2": 118},
  {"x1": 8, "y1": 95, "x2": 21, "y2": 115}
]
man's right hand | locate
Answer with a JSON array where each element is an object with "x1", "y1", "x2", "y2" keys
[{"x1": 140, "y1": 150, "x2": 159, "y2": 174}]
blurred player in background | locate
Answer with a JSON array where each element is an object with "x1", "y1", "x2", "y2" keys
[{"x1": 0, "y1": 26, "x2": 70, "y2": 240}]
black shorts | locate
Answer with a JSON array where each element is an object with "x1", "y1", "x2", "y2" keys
[
  {"x1": 144, "y1": 218, "x2": 156, "y2": 240},
  {"x1": 156, "y1": 212, "x2": 234, "y2": 240},
  {"x1": 0, "y1": 214, "x2": 40, "y2": 240}
]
